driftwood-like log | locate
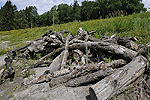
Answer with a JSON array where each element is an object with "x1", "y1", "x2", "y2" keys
[
  {"x1": 116, "y1": 37, "x2": 138, "y2": 51},
  {"x1": 66, "y1": 67, "x2": 114, "y2": 87},
  {"x1": 39, "y1": 47, "x2": 65, "y2": 61},
  {"x1": 27, "y1": 60, "x2": 52, "y2": 69},
  {"x1": 49, "y1": 59, "x2": 126, "y2": 87},
  {"x1": 48, "y1": 51, "x2": 64, "y2": 73},
  {"x1": 61, "y1": 33, "x2": 71, "y2": 69},
  {"x1": 69, "y1": 42, "x2": 138, "y2": 61},
  {"x1": 89, "y1": 56, "x2": 148, "y2": 100}
]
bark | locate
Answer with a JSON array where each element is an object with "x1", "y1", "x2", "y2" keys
[
  {"x1": 69, "y1": 42, "x2": 138, "y2": 61},
  {"x1": 49, "y1": 59, "x2": 126, "y2": 87},
  {"x1": 138, "y1": 42, "x2": 150, "y2": 56},
  {"x1": 39, "y1": 47, "x2": 65, "y2": 61},
  {"x1": 61, "y1": 33, "x2": 71, "y2": 69},
  {"x1": 116, "y1": 37, "x2": 138, "y2": 51},
  {"x1": 89, "y1": 56, "x2": 149, "y2": 100},
  {"x1": 66, "y1": 67, "x2": 114, "y2": 87},
  {"x1": 27, "y1": 60, "x2": 52, "y2": 69}
]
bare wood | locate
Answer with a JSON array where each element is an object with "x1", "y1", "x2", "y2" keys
[
  {"x1": 138, "y1": 42, "x2": 150, "y2": 56},
  {"x1": 27, "y1": 60, "x2": 52, "y2": 69},
  {"x1": 89, "y1": 56, "x2": 148, "y2": 100},
  {"x1": 52, "y1": 69, "x2": 71, "y2": 78},
  {"x1": 39, "y1": 47, "x2": 65, "y2": 61},
  {"x1": 66, "y1": 67, "x2": 114, "y2": 87},
  {"x1": 116, "y1": 37, "x2": 138, "y2": 50},
  {"x1": 69, "y1": 38, "x2": 85, "y2": 44},
  {"x1": 61, "y1": 33, "x2": 71, "y2": 69},
  {"x1": 69, "y1": 42, "x2": 138, "y2": 61},
  {"x1": 49, "y1": 59, "x2": 126, "y2": 87},
  {"x1": 48, "y1": 51, "x2": 64, "y2": 73}
]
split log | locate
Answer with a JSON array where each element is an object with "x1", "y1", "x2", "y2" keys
[
  {"x1": 48, "y1": 50, "x2": 64, "y2": 73},
  {"x1": 89, "y1": 56, "x2": 149, "y2": 100},
  {"x1": 49, "y1": 59, "x2": 126, "y2": 87},
  {"x1": 66, "y1": 67, "x2": 114, "y2": 87},
  {"x1": 61, "y1": 33, "x2": 71, "y2": 69},
  {"x1": 69, "y1": 42, "x2": 138, "y2": 61}
]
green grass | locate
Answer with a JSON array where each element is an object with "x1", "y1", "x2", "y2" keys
[{"x1": 0, "y1": 12, "x2": 150, "y2": 56}]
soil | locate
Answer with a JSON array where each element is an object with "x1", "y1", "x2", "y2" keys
[{"x1": 0, "y1": 54, "x2": 150, "y2": 100}]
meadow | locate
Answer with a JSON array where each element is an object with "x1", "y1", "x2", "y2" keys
[{"x1": 0, "y1": 12, "x2": 150, "y2": 56}]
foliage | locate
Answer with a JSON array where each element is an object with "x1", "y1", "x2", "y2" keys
[
  {"x1": 0, "y1": 0, "x2": 147, "y2": 31},
  {"x1": 0, "y1": 0, "x2": 17, "y2": 31},
  {"x1": 0, "y1": 12, "x2": 150, "y2": 56}
]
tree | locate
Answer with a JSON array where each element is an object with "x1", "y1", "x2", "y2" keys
[
  {"x1": 57, "y1": 3, "x2": 73, "y2": 23},
  {"x1": 50, "y1": 5, "x2": 60, "y2": 25},
  {"x1": 72, "y1": 0, "x2": 81, "y2": 21},
  {"x1": 0, "y1": 0, "x2": 17, "y2": 31},
  {"x1": 24, "y1": 6, "x2": 38, "y2": 28},
  {"x1": 81, "y1": 1, "x2": 100, "y2": 21}
]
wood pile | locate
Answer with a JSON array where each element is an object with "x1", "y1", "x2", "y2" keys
[{"x1": 2, "y1": 28, "x2": 150, "y2": 99}]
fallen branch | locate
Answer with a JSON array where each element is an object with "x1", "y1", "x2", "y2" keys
[{"x1": 89, "y1": 56, "x2": 148, "y2": 100}]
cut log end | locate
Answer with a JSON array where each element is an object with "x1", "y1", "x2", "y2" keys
[{"x1": 89, "y1": 87, "x2": 97, "y2": 100}]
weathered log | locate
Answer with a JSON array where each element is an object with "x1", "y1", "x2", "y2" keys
[
  {"x1": 66, "y1": 67, "x2": 114, "y2": 87},
  {"x1": 48, "y1": 50, "x2": 64, "y2": 73},
  {"x1": 138, "y1": 42, "x2": 150, "y2": 56},
  {"x1": 49, "y1": 59, "x2": 126, "y2": 87},
  {"x1": 61, "y1": 33, "x2": 71, "y2": 69},
  {"x1": 52, "y1": 68, "x2": 71, "y2": 78},
  {"x1": 89, "y1": 56, "x2": 149, "y2": 100},
  {"x1": 39, "y1": 47, "x2": 65, "y2": 61},
  {"x1": 27, "y1": 60, "x2": 52, "y2": 69},
  {"x1": 42, "y1": 29, "x2": 53, "y2": 37},
  {"x1": 69, "y1": 38, "x2": 85, "y2": 44},
  {"x1": 69, "y1": 42, "x2": 138, "y2": 61},
  {"x1": 116, "y1": 37, "x2": 138, "y2": 51},
  {"x1": 72, "y1": 49, "x2": 84, "y2": 61}
]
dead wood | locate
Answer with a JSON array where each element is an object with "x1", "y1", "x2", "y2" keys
[
  {"x1": 116, "y1": 37, "x2": 138, "y2": 51},
  {"x1": 61, "y1": 33, "x2": 71, "y2": 69},
  {"x1": 27, "y1": 60, "x2": 52, "y2": 69},
  {"x1": 138, "y1": 42, "x2": 150, "y2": 56},
  {"x1": 48, "y1": 59, "x2": 126, "y2": 87},
  {"x1": 39, "y1": 47, "x2": 65, "y2": 61},
  {"x1": 66, "y1": 67, "x2": 114, "y2": 87},
  {"x1": 48, "y1": 50, "x2": 64, "y2": 73},
  {"x1": 69, "y1": 41, "x2": 138, "y2": 61},
  {"x1": 89, "y1": 56, "x2": 148, "y2": 100}
]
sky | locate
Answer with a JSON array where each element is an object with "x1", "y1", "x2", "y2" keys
[{"x1": 0, "y1": 0, "x2": 149, "y2": 15}]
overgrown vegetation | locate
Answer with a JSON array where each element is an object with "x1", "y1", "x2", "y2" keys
[
  {"x1": 0, "y1": 0, "x2": 147, "y2": 31},
  {"x1": 0, "y1": 11, "x2": 150, "y2": 56}
]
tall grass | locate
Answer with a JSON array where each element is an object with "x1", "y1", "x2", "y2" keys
[{"x1": 0, "y1": 12, "x2": 150, "y2": 56}]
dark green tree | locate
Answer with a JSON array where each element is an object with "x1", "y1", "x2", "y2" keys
[
  {"x1": 57, "y1": 3, "x2": 73, "y2": 23},
  {"x1": 81, "y1": 1, "x2": 100, "y2": 21},
  {"x1": 72, "y1": 0, "x2": 81, "y2": 21},
  {"x1": 0, "y1": 0, "x2": 17, "y2": 31},
  {"x1": 24, "y1": 6, "x2": 38, "y2": 28},
  {"x1": 50, "y1": 5, "x2": 60, "y2": 25}
]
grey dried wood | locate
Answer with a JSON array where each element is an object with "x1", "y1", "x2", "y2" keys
[{"x1": 89, "y1": 56, "x2": 148, "y2": 100}]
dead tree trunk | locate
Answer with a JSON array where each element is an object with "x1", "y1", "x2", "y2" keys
[
  {"x1": 89, "y1": 56, "x2": 149, "y2": 100},
  {"x1": 66, "y1": 67, "x2": 114, "y2": 87},
  {"x1": 69, "y1": 42, "x2": 138, "y2": 61}
]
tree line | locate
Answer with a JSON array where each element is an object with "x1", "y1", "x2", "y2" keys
[{"x1": 0, "y1": 0, "x2": 147, "y2": 31}]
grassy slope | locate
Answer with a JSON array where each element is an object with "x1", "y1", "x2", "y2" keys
[{"x1": 0, "y1": 12, "x2": 150, "y2": 56}]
